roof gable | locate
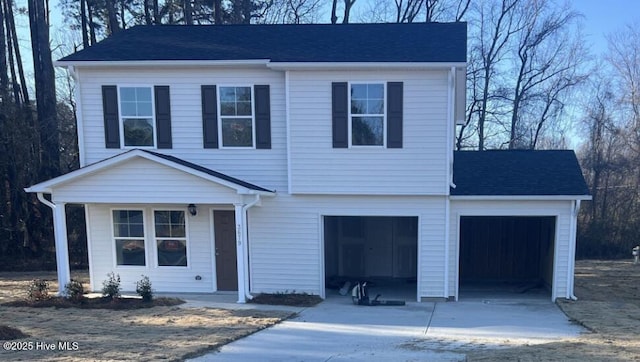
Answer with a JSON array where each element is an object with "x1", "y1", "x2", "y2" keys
[
  {"x1": 452, "y1": 150, "x2": 590, "y2": 197},
  {"x1": 59, "y1": 23, "x2": 467, "y2": 63},
  {"x1": 26, "y1": 149, "x2": 274, "y2": 195}
]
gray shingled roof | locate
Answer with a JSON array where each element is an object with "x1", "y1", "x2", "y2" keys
[
  {"x1": 452, "y1": 150, "x2": 590, "y2": 196},
  {"x1": 59, "y1": 23, "x2": 467, "y2": 63},
  {"x1": 143, "y1": 150, "x2": 274, "y2": 193}
]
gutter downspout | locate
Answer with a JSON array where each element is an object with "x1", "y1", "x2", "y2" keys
[
  {"x1": 567, "y1": 200, "x2": 581, "y2": 300},
  {"x1": 443, "y1": 67, "x2": 457, "y2": 300},
  {"x1": 241, "y1": 194, "x2": 261, "y2": 302}
]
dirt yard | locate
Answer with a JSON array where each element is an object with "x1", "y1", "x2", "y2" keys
[
  {"x1": 0, "y1": 271, "x2": 293, "y2": 361},
  {"x1": 466, "y1": 260, "x2": 640, "y2": 361},
  {"x1": 1, "y1": 261, "x2": 639, "y2": 361}
]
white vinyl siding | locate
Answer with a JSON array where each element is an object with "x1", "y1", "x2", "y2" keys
[
  {"x1": 247, "y1": 194, "x2": 447, "y2": 300},
  {"x1": 288, "y1": 70, "x2": 449, "y2": 195},
  {"x1": 76, "y1": 67, "x2": 286, "y2": 192},
  {"x1": 51, "y1": 157, "x2": 243, "y2": 204},
  {"x1": 87, "y1": 204, "x2": 215, "y2": 293},
  {"x1": 449, "y1": 200, "x2": 574, "y2": 301}
]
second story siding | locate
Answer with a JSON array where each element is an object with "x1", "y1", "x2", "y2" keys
[
  {"x1": 288, "y1": 69, "x2": 450, "y2": 195},
  {"x1": 77, "y1": 66, "x2": 288, "y2": 192}
]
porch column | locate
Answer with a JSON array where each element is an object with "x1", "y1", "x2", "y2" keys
[
  {"x1": 234, "y1": 203, "x2": 246, "y2": 303},
  {"x1": 53, "y1": 202, "x2": 71, "y2": 295}
]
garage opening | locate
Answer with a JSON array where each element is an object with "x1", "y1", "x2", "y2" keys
[
  {"x1": 324, "y1": 216, "x2": 417, "y2": 300},
  {"x1": 459, "y1": 216, "x2": 555, "y2": 297}
]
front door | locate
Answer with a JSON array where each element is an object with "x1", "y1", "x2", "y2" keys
[{"x1": 214, "y1": 210, "x2": 238, "y2": 291}]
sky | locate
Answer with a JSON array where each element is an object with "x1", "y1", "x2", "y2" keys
[{"x1": 569, "y1": 0, "x2": 638, "y2": 55}]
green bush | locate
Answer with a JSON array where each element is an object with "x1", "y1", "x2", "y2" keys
[
  {"x1": 27, "y1": 279, "x2": 50, "y2": 302},
  {"x1": 102, "y1": 272, "x2": 121, "y2": 300},
  {"x1": 64, "y1": 279, "x2": 85, "y2": 303},
  {"x1": 135, "y1": 275, "x2": 153, "y2": 302}
]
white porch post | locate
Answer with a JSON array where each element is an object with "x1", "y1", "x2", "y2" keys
[
  {"x1": 53, "y1": 202, "x2": 71, "y2": 295},
  {"x1": 234, "y1": 203, "x2": 246, "y2": 303}
]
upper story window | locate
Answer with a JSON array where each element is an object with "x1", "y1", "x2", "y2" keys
[
  {"x1": 119, "y1": 86, "x2": 155, "y2": 147},
  {"x1": 219, "y1": 86, "x2": 254, "y2": 148},
  {"x1": 350, "y1": 83, "x2": 385, "y2": 146}
]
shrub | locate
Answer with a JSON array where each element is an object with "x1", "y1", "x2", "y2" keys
[
  {"x1": 102, "y1": 272, "x2": 121, "y2": 300},
  {"x1": 135, "y1": 275, "x2": 153, "y2": 302},
  {"x1": 27, "y1": 279, "x2": 50, "y2": 302},
  {"x1": 64, "y1": 279, "x2": 85, "y2": 303}
]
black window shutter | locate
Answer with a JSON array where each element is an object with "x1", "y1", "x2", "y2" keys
[
  {"x1": 387, "y1": 82, "x2": 403, "y2": 148},
  {"x1": 154, "y1": 86, "x2": 172, "y2": 149},
  {"x1": 201, "y1": 85, "x2": 218, "y2": 149},
  {"x1": 332, "y1": 82, "x2": 348, "y2": 148},
  {"x1": 102, "y1": 85, "x2": 120, "y2": 149},
  {"x1": 254, "y1": 85, "x2": 271, "y2": 149}
]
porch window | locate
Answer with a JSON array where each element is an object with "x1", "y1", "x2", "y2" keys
[
  {"x1": 154, "y1": 210, "x2": 188, "y2": 267},
  {"x1": 112, "y1": 210, "x2": 146, "y2": 266}
]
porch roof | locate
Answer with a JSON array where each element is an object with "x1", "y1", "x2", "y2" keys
[{"x1": 25, "y1": 149, "x2": 275, "y2": 196}]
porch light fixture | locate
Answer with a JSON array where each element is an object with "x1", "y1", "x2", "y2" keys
[{"x1": 188, "y1": 204, "x2": 197, "y2": 216}]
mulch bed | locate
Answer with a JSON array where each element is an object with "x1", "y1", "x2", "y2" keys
[
  {"x1": 0, "y1": 325, "x2": 28, "y2": 340},
  {"x1": 249, "y1": 293, "x2": 323, "y2": 307},
  {"x1": 2, "y1": 296, "x2": 184, "y2": 310}
]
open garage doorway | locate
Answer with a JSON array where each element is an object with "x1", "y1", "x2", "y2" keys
[
  {"x1": 324, "y1": 216, "x2": 418, "y2": 301},
  {"x1": 458, "y1": 216, "x2": 556, "y2": 298}
]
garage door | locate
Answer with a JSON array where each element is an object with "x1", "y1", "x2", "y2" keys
[
  {"x1": 324, "y1": 216, "x2": 417, "y2": 281},
  {"x1": 459, "y1": 216, "x2": 555, "y2": 290}
]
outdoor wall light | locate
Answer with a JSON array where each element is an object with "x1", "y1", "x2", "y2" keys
[{"x1": 188, "y1": 204, "x2": 197, "y2": 216}]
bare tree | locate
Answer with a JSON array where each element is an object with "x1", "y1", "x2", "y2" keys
[
  {"x1": 506, "y1": 0, "x2": 585, "y2": 149},
  {"x1": 470, "y1": 0, "x2": 523, "y2": 150}
]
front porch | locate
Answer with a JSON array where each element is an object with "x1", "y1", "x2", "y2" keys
[{"x1": 25, "y1": 149, "x2": 275, "y2": 303}]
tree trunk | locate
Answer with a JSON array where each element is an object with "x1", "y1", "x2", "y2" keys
[
  {"x1": 6, "y1": 0, "x2": 29, "y2": 104},
  {"x1": 0, "y1": 0, "x2": 10, "y2": 96},
  {"x1": 87, "y1": 1, "x2": 97, "y2": 44},
  {"x1": 331, "y1": 0, "x2": 338, "y2": 23},
  {"x1": 80, "y1": 0, "x2": 89, "y2": 47},
  {"x1": 213, "y1": 0, "x2": 222, "y2": 24},
  {"x1": 184, "y1": 0, "x2": 193, "y2": 24},
  {"x1": 153, "y1": 0, "x2": 159, "y2": 24},
  {"x1": 28, "y1": 0, "x2": 60, "y2": 180},
  {"x1": 105, "y1": 0, "x2": 120, "y2": 34}
]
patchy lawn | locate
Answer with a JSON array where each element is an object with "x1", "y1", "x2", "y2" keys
[
  {"x1": 0, "y1": 271, "x2": 295, "y2": 361},
  {"x1": 466, "y1": 260, "x2": 640, "y2": 361}
]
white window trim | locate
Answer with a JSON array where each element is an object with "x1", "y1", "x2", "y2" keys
[
  {"x1": 216, "y1": 84, "x2": 256, "y2": 149},
  {"x1": 117, "y1": 85, "x2": 157, "y2": 149},
  {"x1": 348, "y1": 81, "x2": 387, "y2": 148},
  {"x1": 110, "y1": 208, "x2": 148, "y2": 269},
  {"x1": 152, "y1": 208, "x2": 191, "y2": 269}
]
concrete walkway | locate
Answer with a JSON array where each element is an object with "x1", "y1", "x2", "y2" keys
[{"x1": 185, "y1": 293, "x2": 584, "y2": 362}]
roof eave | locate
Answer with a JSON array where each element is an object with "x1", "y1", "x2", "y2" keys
[
  {"x1": 449, "y1": 195, "x2": 592, "y2": 201},
  {"x1": 267, "y1": 61, "x2": 467, "y2": 70},
  {"x1": 54, "y1": 59, "x2": 272, "y2": 68}
]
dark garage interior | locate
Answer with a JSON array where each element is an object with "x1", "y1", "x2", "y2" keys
[
  {"x1": 459, "y1": 216, "x2": 556, "y2": 296},
  {"x1": 324, "y1": 216, "x2": 418, "y2": 299}
]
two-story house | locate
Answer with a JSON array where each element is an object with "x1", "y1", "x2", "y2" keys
[{"x1": 26, "y1": 23, "x2": 590, "y2": 302}]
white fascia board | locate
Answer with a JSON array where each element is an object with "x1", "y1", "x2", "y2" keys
[
  {"x1": 54, "y1": 59, "x2": 272, "y2": 68},
  {"x1": 267, "y1": 62, "x2": 467, "y2": 71},
  {"x1": 449, "y1": 195, "x2": 592, "y2": 201}
]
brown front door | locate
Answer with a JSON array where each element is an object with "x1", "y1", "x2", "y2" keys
[{"x1": 214, "y1": 210, "x2": 238, "y2": 291}]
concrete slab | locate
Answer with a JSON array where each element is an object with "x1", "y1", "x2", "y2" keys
[
  {"x1": 426, "y1": 296, "x2": 584, "y2": 345},
  {"x1": 185, "y1": 294, "x2": 585, "y2": 362}
]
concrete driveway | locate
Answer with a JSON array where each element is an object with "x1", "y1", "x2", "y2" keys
[{"x1": 188, "y1": 294, "x2": 584, "y2": 361}]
